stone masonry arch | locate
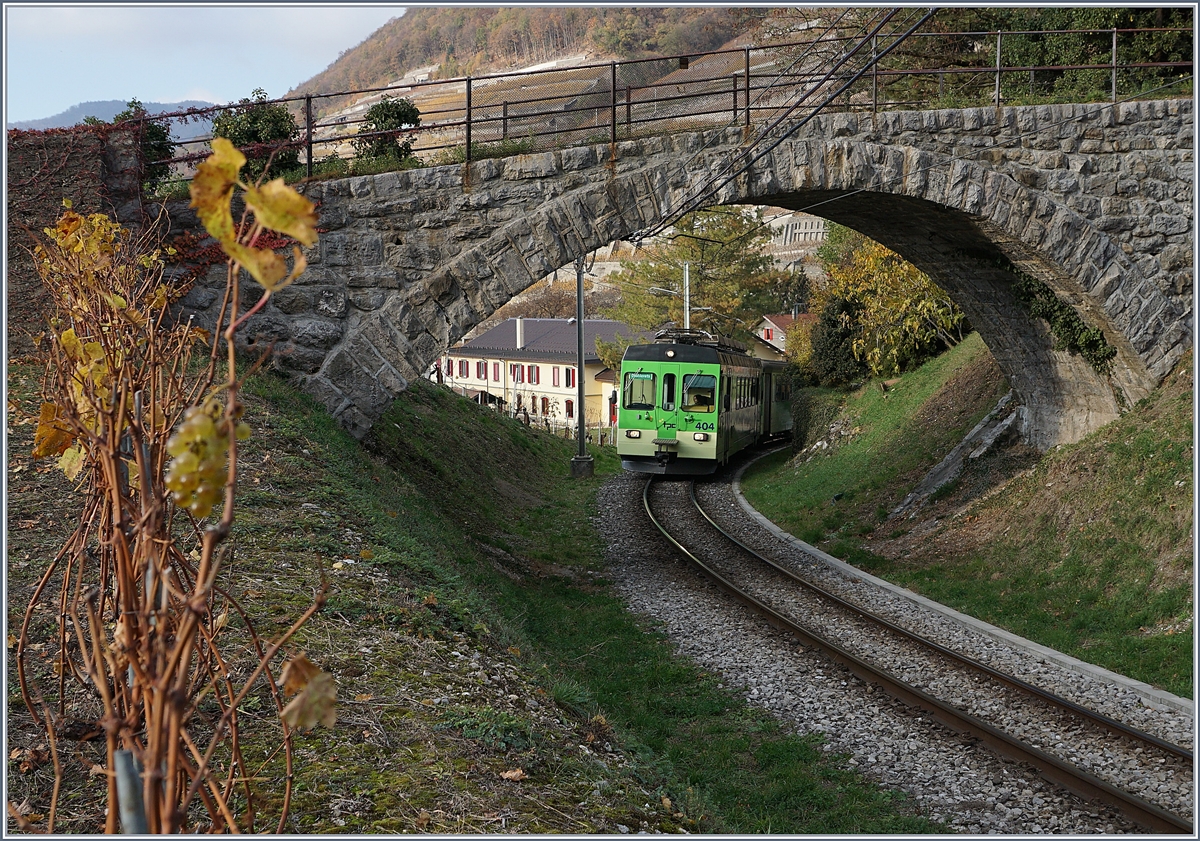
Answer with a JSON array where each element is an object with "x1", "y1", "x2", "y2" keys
[{"x1": 177, "y1": 100, "x2": 1192, "y2": 446}]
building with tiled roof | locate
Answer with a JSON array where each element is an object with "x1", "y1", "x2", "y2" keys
[
  {"x1": 436, "y1": 318, "x2": 653, "y2": 434},
  {"x1": 749, "y1": 313, "x2": 815, "y2": 360}
]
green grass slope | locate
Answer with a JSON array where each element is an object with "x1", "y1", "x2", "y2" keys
[
  {"x1": 6, "y1": 365, "x2": 938, "y2": 833},
  {"x1": 741, "y1": 341, "x2": 1193, "y2": 698}
]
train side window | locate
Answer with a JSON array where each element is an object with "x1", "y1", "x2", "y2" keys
[
  {"x1": 682, "y1": 374, "x2": 716, "y2": 413},
  {"x1": 623, "y1": 372, "x2": 656, "y2": 410},
  {"x1": 662, "y1": 373, "x2": 676, "y2": 412}
]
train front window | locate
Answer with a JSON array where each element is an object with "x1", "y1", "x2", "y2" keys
[
  {"x1": 682, "y1": 374, "x2": 716, "y2": 413},
  {"x1": 662, "y1": 373, "x2": 676, "y2": 412},
  {"x1": 623, "y1": 372, "x2": 656, "y2": 410}
]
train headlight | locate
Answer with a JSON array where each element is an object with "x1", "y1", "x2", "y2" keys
[
  {"x1": 626, "y1": 429, "x2": 641, "y2": 439},
  {"x1": 693, "y1": 432, "x2": 709, "y2": 442}
]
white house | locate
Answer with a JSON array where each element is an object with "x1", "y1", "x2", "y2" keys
[{"x1": 437, "y1": 318, "x2": 652, "y2": 434}]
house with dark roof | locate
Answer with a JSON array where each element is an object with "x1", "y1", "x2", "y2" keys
[{"x1": 437, "y1": 318, "x2": 653, "y2": 432}]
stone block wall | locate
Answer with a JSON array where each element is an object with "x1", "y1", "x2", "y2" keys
[
  {"x1": 6, "y1": 126, "x2": 143, "y2": 357},
  {"x1": 167, "y1": 100, "x2": 1193, "y2": 445}
]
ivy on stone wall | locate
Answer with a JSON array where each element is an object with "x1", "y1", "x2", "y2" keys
[{"x1": 1007, "y1": 264, "x2": 1117, "y2": 374}]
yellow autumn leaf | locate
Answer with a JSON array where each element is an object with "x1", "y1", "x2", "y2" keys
[
  {"x1": 60, "y1": 328, "x2": 83, "y2": 362},
  {"x1": 499, "y1": 769, "x2": 527, "y2": 781},
  {"x1": 244, "y1": 178, "x2": 319, "y2": 246},
  {"x1": 58, "y1": 445, "x2": 85, "y2": 481},
  {"x1": 280, "y1": 671, "x2": 337, "y2": 730},
  {"x1": 148, "y1": 285, "x2": 169, "y2": 310},
  {"x1": 224, "y1": 240, "x2": 288, "y2": 291},
  {"x1": 32, "y1": 403, "x2": 74, "y2": 459},
  {"x1": 190, "y1": 137, "x2": 244, "y2": 245}
]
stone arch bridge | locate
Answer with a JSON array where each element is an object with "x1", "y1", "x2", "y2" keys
[{"x1": 178, "y1": 99, "x2": 1193, "y2": 448}]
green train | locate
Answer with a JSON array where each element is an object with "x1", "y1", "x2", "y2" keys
[{"x1": 616, "y1": 329, "x2": 793, "y2": 475}]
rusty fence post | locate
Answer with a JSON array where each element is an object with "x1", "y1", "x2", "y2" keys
[
  {"x1": 994, "y1": 31, "x2": 1002, "y2": 107},
  {"x1": 610, "y1": 62, "x2": 618, "y2": 146},
  {"x1": 1111, "y1": 28, "x2": 1118, "y2": 103},
  {"x1": 744, "y1": 47, "x2": 751, "y2": 129},
  {"x1": 305, "y1": 95, "x2": 313, "y2": 178},
  {"x1": 465, "y1": 76, "x2": 472, "y2": 163}
]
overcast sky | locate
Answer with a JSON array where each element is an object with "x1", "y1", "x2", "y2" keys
[{"x1": 4, "y1": 4, "x2": 407, "y2": 124}]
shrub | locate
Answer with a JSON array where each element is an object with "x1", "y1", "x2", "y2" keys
[
  {"x1": 807, "y1": 297, "x2": 867, "y2": 386},
  {"x1": 212, "y1": 88, "x2": 300, "y2": 181},
  {"x1": 352, "y1": 95, "x2": 420, "y2": 161}
]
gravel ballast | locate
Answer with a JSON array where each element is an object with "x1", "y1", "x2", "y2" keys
[{"x1": 597, "y1": 469, "x2": 1195, "y2": 834}]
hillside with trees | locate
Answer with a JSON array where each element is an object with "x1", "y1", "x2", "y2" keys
[{"x1": 289, "y1": 7, "x2": 742, "y2": 116}]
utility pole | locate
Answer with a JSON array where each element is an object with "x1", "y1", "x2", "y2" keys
[
  {"x1": 683, "y1": 262, "x2": 690, "y2": 330},
  {"x1": 570, "y1": 251, "x2": 595, "y2": 478}
]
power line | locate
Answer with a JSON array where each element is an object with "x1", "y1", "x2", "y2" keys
[{"x1": 633, "y1": 7, "x2": 940, "y2": 243}]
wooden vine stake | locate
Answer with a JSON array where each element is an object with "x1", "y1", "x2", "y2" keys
[{"x1": 16, "y1": 138, "x2": 333, "y2": 833}]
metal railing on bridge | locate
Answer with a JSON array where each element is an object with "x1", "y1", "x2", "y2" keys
[{"x1": 134, "y1": 20, "x2": 1191, "y2": 188}]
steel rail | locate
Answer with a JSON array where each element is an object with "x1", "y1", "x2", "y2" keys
[
  {"x1": 641, "y1": 476, "x2": 1193, "y2": 835},
  {"x1": 685, "y1": 481, "x2": 1194, "y2": 764}
]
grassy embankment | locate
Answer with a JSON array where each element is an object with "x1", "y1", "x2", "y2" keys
[
  {"x1": 6, "y1": 362, "x2": 938, "y2": 834},
  {"x1": 740, "y1": 335, "x2": 1193, "y2": 699}
]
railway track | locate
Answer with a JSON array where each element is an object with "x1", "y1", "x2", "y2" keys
[{"x1": 643, "y1": 475, "x2": 1194, "y2": 834}]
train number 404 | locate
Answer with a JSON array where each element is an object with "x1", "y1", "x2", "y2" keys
[{"x1": 694, "y1": 422, "x2": 716, "y2": 431}]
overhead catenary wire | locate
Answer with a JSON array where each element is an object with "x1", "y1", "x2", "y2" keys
[
  {"x1": 632, "y1": 8, "x2": 908, "y2": 242},
  {"x1": 632, "y1": 7, "x2": 941, "y2": 244}
]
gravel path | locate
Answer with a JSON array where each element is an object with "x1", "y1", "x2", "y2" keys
[{"x1": 597, "y1": 469, "x2": 1195, "y2": 834}]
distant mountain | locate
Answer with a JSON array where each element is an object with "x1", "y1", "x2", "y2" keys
[
  {"x1": 8, "y1": 100, "x2": 217, "y2": 141},
  {"x1": 290, "y1": 7, "x2": 745, "y2": 117}
]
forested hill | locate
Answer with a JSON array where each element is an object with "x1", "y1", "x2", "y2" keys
[{"x1": 289, "y1": 7, "x2": 742, "y2": 108}]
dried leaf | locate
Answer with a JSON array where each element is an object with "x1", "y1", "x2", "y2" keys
[
  {"x1": 354, "y1": 693, "x2": 374, "y2": 702},
  {"x1": 58, "y1": 445, "x2": 85, "y2": 480},
  {"x1": 278, "y1": 653, "x2": 321, "y2": 695},
  {"x1": 244, "y1": 178, "x2": 318, "y2": 246},
  {"x1": 190, "y1": 138, "x2": 243, "y2": 244},
  {"x1": 32, "y1": 403, "x2": 73, "y2": 459},
  {"x1": 359, "y1": 549, "x2": 374, "y2": 560},
  {"x1": 415, "y1": 811, "x2": 431, "y2": 829},
  {"x1": 662, "y1": 795, "x2": 673, "y2": 811},
  {"x1": 423, "y1": 594, "x2": 438, "y2": 606},
  {"x1": 499, "y1": 768, "x2": 527, "y2": 781},
  {"x1": 280, "y1": 672, "x2": 336, "y2": 730}
]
